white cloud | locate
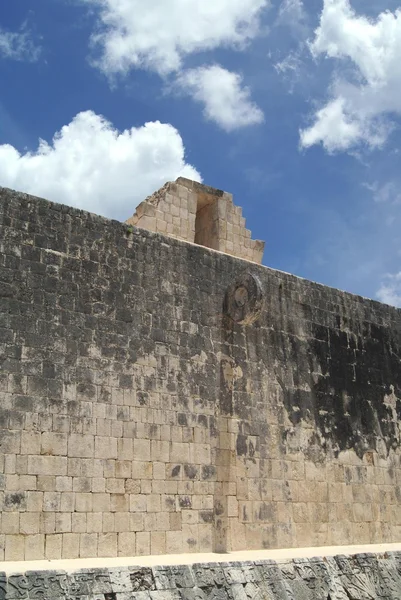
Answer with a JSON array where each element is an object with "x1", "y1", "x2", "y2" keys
[
  {"x1": 83, "y1": 0, "x2": 268, "y2": 76},
  {"x1": 277, "y1": 0, "x2": 307, "y2": 33},
  {"x1": 0, "y1": 111, "x2": 200, "y2": 220},
  {"x1": 300, "y1": 0, "x2": 401, "y2": 152},
  {"x1": 274, "y1": 50, "x2": 302, "y2": 75},
  {"x1": 175, "y1": 65, "x2": 264, "y2": 132},
  {"x1": 300, "y1": 96, "x2": 364, "y2": 152},
  {"x1": 364, "y1": 180, "x2": 401, "y2": 205},
  {"x1": 377, "y1": 272, "x2": 401, "y2": 307},
  {"x1": 0, "y1": 26, "x2": 41, "y2": 62}
]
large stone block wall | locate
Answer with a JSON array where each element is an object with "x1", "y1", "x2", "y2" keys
[{"x1": 1, "y1": 186, "x2": 401, "y2": 561}]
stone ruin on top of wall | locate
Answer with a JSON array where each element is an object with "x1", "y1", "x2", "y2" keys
[{"x1": 126, "y1": 178, "x2": 265, "y2": 264}]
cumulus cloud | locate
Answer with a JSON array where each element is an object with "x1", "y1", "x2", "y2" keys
[
  {"x1": 377, "y1": 273, "x2": 401, "y2": 307},
  {"x1": 0, "y1": 25, "x2": 41, "y2": 62},
  {"x1": 175, "y1": 65, "x2": 264, "y2": 132},
  {"x1": 0, "y1": 111, "x2": 200, "y2": 220},
  {"x1": 300, "y1": 0, "x2": 401, "y2": 152},
  {"x1": 83, "y1": 0, "x2": 268, "y2": 76}
]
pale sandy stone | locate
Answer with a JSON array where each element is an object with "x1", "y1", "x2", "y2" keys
[
  {"x1": 41, "y1": 512, "x2": 56, "y2": 534},
  {"x1": 72, "y1": 513, "x2": 87, "y2": 533},
  {"x1": 62, "y1": 533, "x2": 80, "y2": 558},
  {"x1": 92, "y1": 493, "x2": 110, "y2": 512},
  {"x1": 21, "y1": 431, "x2": 41, "y2": 455},
  {"x1": 98, "y1": 532, "x2": 117, "y2": 557},
  {"x1": 45, "y1": 533, "x2": 62, "y2": 559},
  {"x1": 118, "y1": 531, "x2": 136, "y2": 557},
  {"x1": 147, "y1": 494, "x2": 161, "y2": 513},
  {"x1": 105, "y1": 478, "x2": 125, "y2": 493},
  {"x1": 166, "y1": 530, "x2": 183, "y2": 554},
  {"x1": 79, "y1": 533, "x2": 98, "y2": 558},
  {"x1": 20, "y1": 512, "x2": 40, "y2": 534},
  {"x1": 95, "y1": 436, "x2": 117, "y2": 459},
  {"x1": 43, "y1": 491, "x2": 61, "y2": 512},
  {"x1": 111, "y1": 493, "x2": 129, "y2": 512},
  {"x1": 5, "y1": 534, "x2": 24, "y2": 560},
  {"x1": 55, "y1": 476, "x2": 72, "y2": 491},
  {"x1": 136, "y1": 531, "x2": 151, "y2": 556},
  {"x1": 55, "y1": 513, "x2": 72, "y2": 533},
  {"x1": 28, "y1": 455, "x2": 67, "y2": 476},
  {"x1": 25, "y1": 533, "x2": 45, "y2": 560},
  {"x1": 130, "y1": 494, "x2": 146, "y2": 512},
  {"x1": 75, "y1": 493, "x2": 92, "y2": 512},
  {"x1": 87, "y1": 513, "x2": 103, "y2": 533},
  {"x1": 2, "y1": 512, "x2": 20, "y2": 534},
  {"x1": 150, "y1": 531, "x2": 166, "y2": 555},
  {"x1": 103, "y1": 513, "x2": 115, "y2": 533},
  {"x1": 41, "y1": 432, "x2": 68, "y2": 456}
]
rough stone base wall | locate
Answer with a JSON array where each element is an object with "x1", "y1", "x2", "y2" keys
[{"x1": 3, "y1": 552, "x2": 401, "y2": 599}]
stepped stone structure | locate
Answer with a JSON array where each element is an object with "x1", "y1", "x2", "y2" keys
[
  {"x1": 1, "y1": 179, "x2": 401, "y2": 594},
  {"x1": 126, "y1": 178, "x2": 265, "y2": 264}
]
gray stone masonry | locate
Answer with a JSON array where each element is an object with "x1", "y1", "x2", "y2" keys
[
  {"x1": 1, "y1": 185, "x2": 401, "y2": 560},
  {"x1": 2, "y1": 551, "x2": 401, "y2": 598}
]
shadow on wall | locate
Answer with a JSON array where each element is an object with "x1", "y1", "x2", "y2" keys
[
  {"x1": 214, "y1": 314, "x2": 236, "y2": 553},
  {"x1": 213, "y1": 273, "x2": 265, "y2": 552}
]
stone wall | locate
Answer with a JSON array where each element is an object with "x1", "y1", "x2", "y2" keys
[
  {"x1": 1, "y1": 186, "x2": 401, "y2": 561},
  {"x1": 2, "y1": 551, "x2": 401, "y2": 598}
]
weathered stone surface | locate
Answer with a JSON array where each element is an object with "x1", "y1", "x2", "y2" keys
[
  {"x1": 2, "y1": 553, "x2": 401, "y2": 599},
  {"x1": 1, "y1": 186, "x2": 401, "y2": 559}
]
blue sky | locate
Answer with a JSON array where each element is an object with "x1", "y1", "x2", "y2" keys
[{"x1": 1, "y1": 0, "x2": 401, "y2": 305}]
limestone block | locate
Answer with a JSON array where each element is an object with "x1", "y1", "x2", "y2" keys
[
  {"x1": 21, "y1": 431, "x2": 41, "y2": 455},
  {"x1": 41, "y1": 513, "x2": 56, "y2": 534},
  {"x1": 166, "y1": 530, "x2": 183, "y2": 554},
  {"x1": 95, "y1": 436, "x2": 117, "y2": 459},
  {"x1": 79, "y1": 532, "x2": 98, "y2": 558},
  {"x1": 5, "y1": 534, "x2": 24, "y2": 560},
  {"x1": 45, "y1": 533, "x2": 62, "y2": 559},
  {"x1": 29, "y1": 456, "x2": 67, "y2": 476},
  {"x1": 41, "y1": 432, "x2": 68, "y2": 456},
  {"x1": 72, "y1": 513, "x2": 87, "y2": 533},
  {"x1": 103, "y1": 513, "x2": 115, "y2": 532},
  {"x1": 2, "y1": 512, "x2": 20, "y2": 534},
  {"x1": 25, "y1": 534, "x2": 45, "y2": 560},
  {"x1": 75, "y1": 493, "x2": 92, "y2": 512},
  {"x1": 136, "y1": 531, "x2": 150, "y2": 556},
  {"x1": 62, "y1": 533, "x2": 80, "y2": 558},
  {"x1": 92, "y1": 493, "x2": 110, "y2": 512},
  {"x1": 115, "y1": 512, "x2": 130, "y2": 532},
  {"x1": 98, "y1": 532, "x2": 117, "y2": 557},
  {"x1": 20, "y1": 512, "x2": 40, "y2": 534},
  {"x1": 43, "y1": 492, "x2": 61, "y2": 512},
  {"x1": 87, "y1": 513, "x2": 103, "y2": 533},
  {"x1": 55, "y1": 513, "x2": 72, "y2": 533},
  {"x1": 134, "y1": 439, "x2": 151, "y2": 461},
  {"x1": 118, "y1": 531, "x2": 136, "y2": 556}
]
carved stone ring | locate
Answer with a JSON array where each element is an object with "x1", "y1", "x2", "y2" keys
[{"x1": 224, "y1": 273, "x2": 264, "y2": 325}]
